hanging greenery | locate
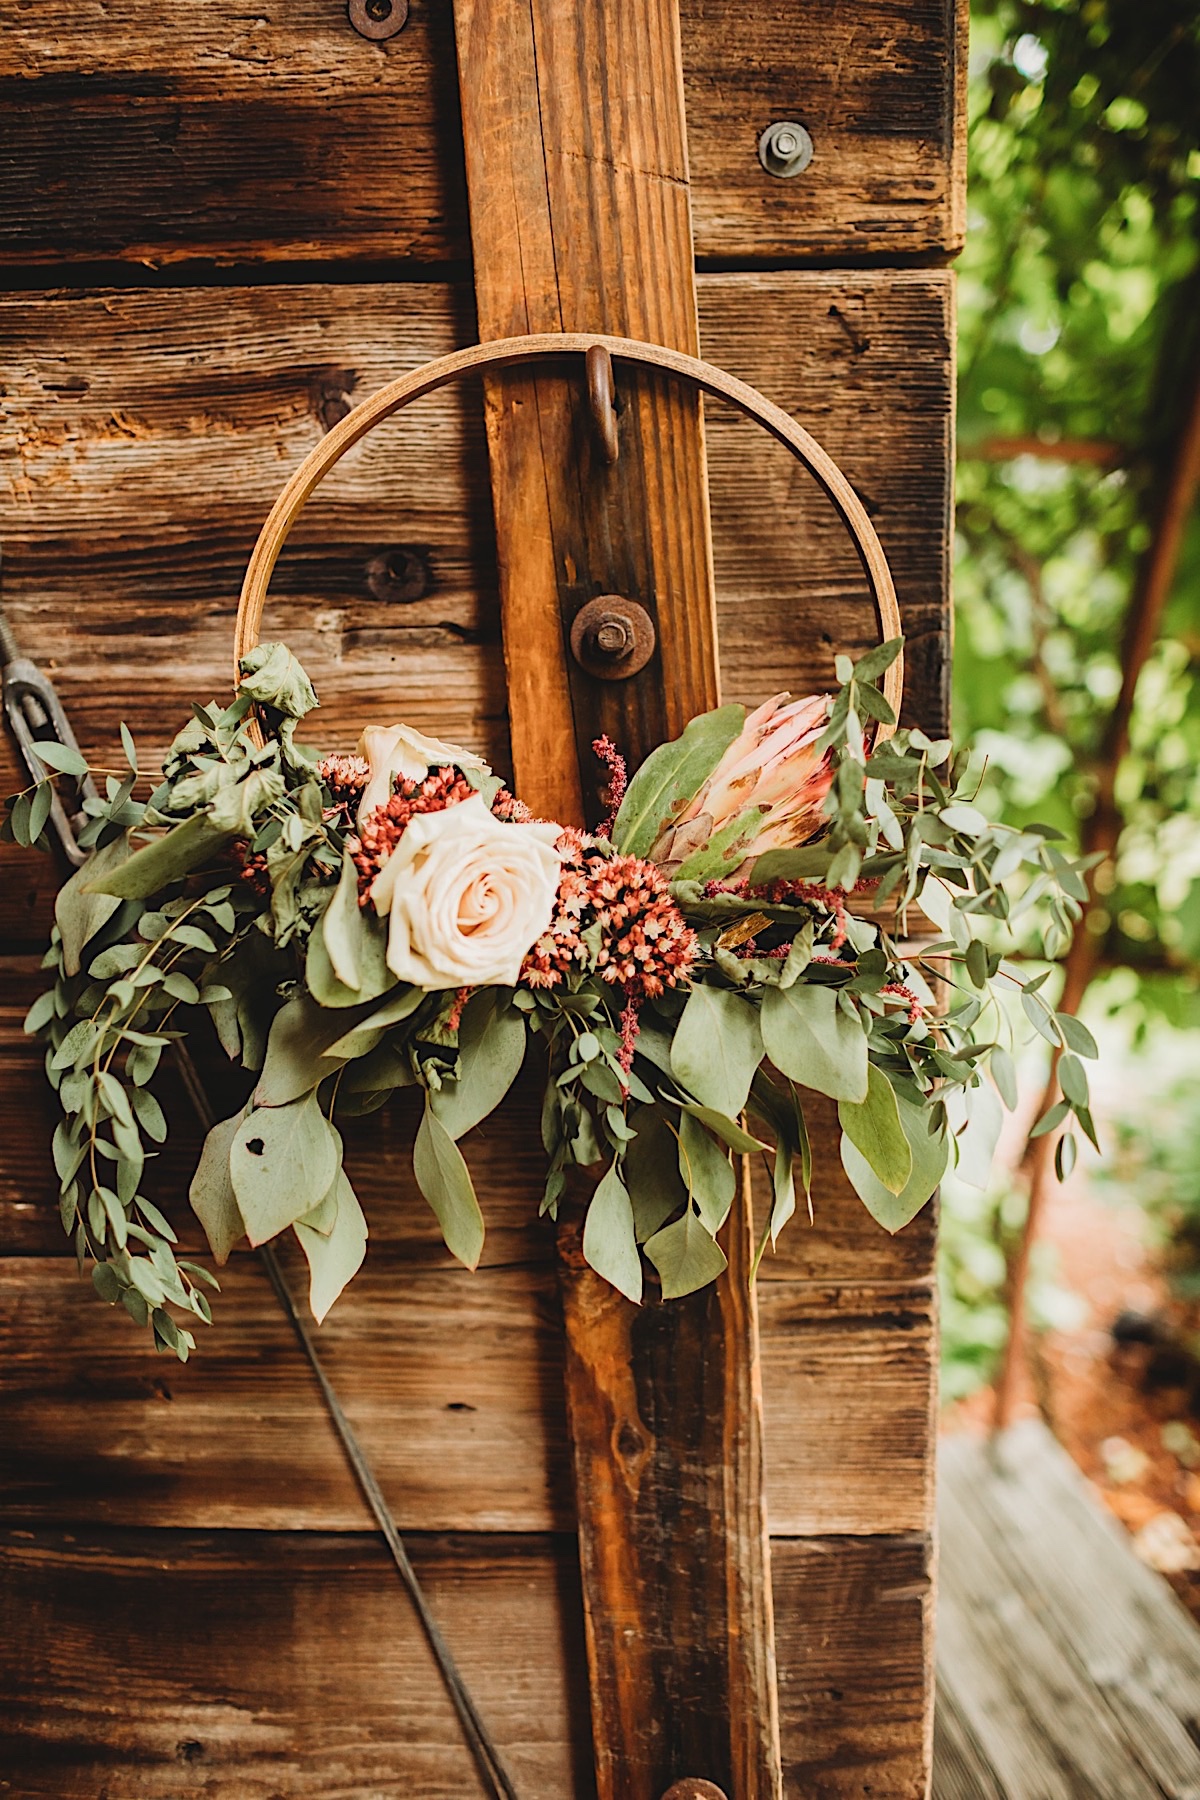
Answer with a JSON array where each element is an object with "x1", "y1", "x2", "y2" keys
[{"x1": 5, "y1": 638, "x2": 1093, "y2": 1357}]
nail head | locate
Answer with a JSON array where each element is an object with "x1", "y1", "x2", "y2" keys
[{"x1": 348, "y1": 0, "x2": 409, "y2": 41}]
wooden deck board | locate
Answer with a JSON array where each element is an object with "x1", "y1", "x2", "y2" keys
[{"x1": 935, "y1": 1420, "x2": 1200, "y2": 1800}]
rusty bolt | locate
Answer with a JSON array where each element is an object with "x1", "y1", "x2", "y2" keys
[
  {"x1": 660, "y1": 1782, "x2": 729, "y2": 1800},
  {"x1": 348, "y1": 0, "x2": 409, "y2": 41},
  {"x1": 569, "y1": 596, "x2": 656, "y2": 682},
  {"x1": 758, "y1": 119, "x2": 814, "y2": 178},
  {"x1": 591, "y1": 612, "x2": 635, "y2": 660}
]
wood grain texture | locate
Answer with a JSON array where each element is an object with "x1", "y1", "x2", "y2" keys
[
  {"x1": 558, "y1": 1178, "x2": 779, "y2": 1799},
  {"x1": 0, "y1": 1, "x2": 965, "y2": 268},
  {"x1": 0, "y1": 1527, "x2": 928, "y2": 1799},
  {"x1": 453, "y1": 0, "x2": 718, "y2": 821},
  {"x1": 937, "y1": 1422, "x2": 1200, "y2": 1800},
  {"x1": 0, "y1": 265, "x2": 949, "y2": 1794},
  {"x1": 0, "y1": 1249, "x2": 933, "y2": 1537},
  {"x1": 0, "y1": 1527, "x2": 595, "y2": 1800},
  {"x1": 451, "y1": 14, "x2": 776, "y2": 1789}
]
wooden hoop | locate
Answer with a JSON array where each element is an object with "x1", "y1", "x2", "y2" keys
[{"x1": 234, "y1": 331, "x2": 904, "y2": 726}]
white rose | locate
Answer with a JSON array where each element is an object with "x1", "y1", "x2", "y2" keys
[
  {"x1": 369, "y1": 793, "x2": 562, "y2": 989},
  {"x1": 356, "y1": 723, "x2": 489, "y2": 827}
]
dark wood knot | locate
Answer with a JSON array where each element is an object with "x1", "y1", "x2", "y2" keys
[
  {"x1": 570, "y1": 595, "x2": 655, "y2": 681},
  {"x1": 365, "y1": 546, "x2": 429, "y2": 603}
]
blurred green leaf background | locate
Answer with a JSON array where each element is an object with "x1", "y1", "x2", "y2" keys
[{"x1": 942, "y1": 0, "x2": 1200, "y2": 1397}]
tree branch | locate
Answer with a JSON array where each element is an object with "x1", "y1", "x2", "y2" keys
[
  {"x1": 960, "y1": 435, "x2": 1126, "y2": 467},
  {"x1": 992, "y1": 347, "x2": 1200, "y2": 1431}
]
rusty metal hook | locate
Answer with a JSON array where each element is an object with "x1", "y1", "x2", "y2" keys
[{"x1": 585, "y1": 342, "x2": 619, "y2": 465}]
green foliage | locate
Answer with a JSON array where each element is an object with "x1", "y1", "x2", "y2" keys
[
  {"x1": 11, "y1": 637, "x2": 1097, "y2": 1348},
  {"x1": 957, "y1": 0, "x2": 1200, "y2": 1020},
  {"x1": 1098, "y1": 1064, "x2": 1200, "y2": 1295}
]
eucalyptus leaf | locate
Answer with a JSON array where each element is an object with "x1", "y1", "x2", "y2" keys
[
  {"x1": 322, "y1": 849, "x2": 365, "y2": 991},
  {"x1": 189, "y1": 1114, "x2": 246, "y2": 1264},
  {"x1": 675, "y1": 1101, "x2": 767, "y2": 1154},
  {"x1": 841, "y1": 1090, "x2": 948, "y2": 1232},
  {"x1": 581, "y1": 1164, "x2": 642, "y2": 1303},
  {"x1": 761, "y1": 982, "x2": 868, "y2": 1103},
  {"x1": 1057, "y1": 1013, "x2": 1098, "y2": 1059},
  {"x1": 431, "y1": 990, "x2": 527, "y2": 1140},
  {"x1": 413, "y1": 1104, "x2": 486, "y2": 1270},
  {"x1": 612, "y1": 703, "x2": 744, "y2": 857},
  {"x1": 255, "y1": 992, "x2": 377, "y2": 1107},
  {"x1": 944, "y1": 1081, "x2": 1004, "y2": 1190},
  {"x1": 748, "y1": 844, "x2": 834, "y2": 885},
  {"x1": 55, "y1": 835, "x2": 130, "y2": 975},
  {"x1": 991, "y1": 1046, "x2": 1018, "y2": 1111},
  {"x1": 306, "y1": 897, "x2": 393, "y2": 1008},
  {"x1": 85, "y1": 813, "x2": 234, "y2": 899},
  {"x1": 230, "y1": 1095, "x2": 340, "y2": 1246},
  {"x1": 623, "y1": 1105, "x2": 688, "y2": 1241},
  {"x1": 238, "y1": 640, "x2": 319, "y2": 718},
  {"x1": 644, "y1": 1206, "x2": 728, "y2": 1299},
  {"x1": 31, "y1": 738, "x2": 89, "y2": 777},
  {"x1": 670, "y1": 984, "x2": 763, "y2": 1116},
  {"x1": 837, "y1": 1064, "x2": 912, "y2": 1196},
  {"x1": 294, "y1": 1171, "x2": 368, "y2": 1324},
  {"x1": 677, "y1": 1110, "x2": 736, "y2": 1233},
  {"x1": 323, "y1": 984, "x2": 422, "y2": 1059}
]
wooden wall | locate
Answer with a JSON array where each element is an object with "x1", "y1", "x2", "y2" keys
[{"x1": 0, "y1": 5, "x2": 963, "y2": 1794}]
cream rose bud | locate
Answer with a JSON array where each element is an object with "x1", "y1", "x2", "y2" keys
[
  {"x1": 356, "y1": 723, "x2": 489, "y2": 827},
  {"x1": 369, "y1": 794, "x2": 563, "y2": 989}
]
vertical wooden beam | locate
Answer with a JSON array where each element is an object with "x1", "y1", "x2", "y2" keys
[
  {"x1": 452, "y1": 0, "x2": 719, "y2": 821},
  {"x1": 451, "y1": 5, "x2": 780, "y2": 1796}
]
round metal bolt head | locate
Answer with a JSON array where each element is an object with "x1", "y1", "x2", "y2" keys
[
  {"x1": 348, "y1": 0, "x2": 409, "y2": 41},
  {"x1": 569, "y1": 595, "x2": 656, "y2": 682},
  {"x1": 758, "y1": 119, "x2": 814, "y2": 179},
  {"x1": 660, "y1": 1782, "x2": 729, "y2": 1800}
]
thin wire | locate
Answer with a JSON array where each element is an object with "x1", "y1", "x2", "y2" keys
[
  {"x1": 0, "y1": 603, "x2": 520, "y2": 1799},
  {"x1": 173, "y1": 1046, "x2": 520, "y2": 1800}
]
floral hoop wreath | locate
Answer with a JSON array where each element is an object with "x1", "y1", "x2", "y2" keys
[{"x1": 10, "y1": 335, "x2": 1097, "y2": 1357}]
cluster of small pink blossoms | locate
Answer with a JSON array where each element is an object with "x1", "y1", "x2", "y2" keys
[
  {"x1": 350, "y1": 767, "x2": 478, "y2": 895},
  {"x1": 521, "y1": 837, "x2": 697, "y2": 1003}
]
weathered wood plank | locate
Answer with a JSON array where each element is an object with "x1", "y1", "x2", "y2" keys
[
  {"x1": 0, "y1": 2, "x2": 965, "y2": 268},
  {"x1": 0, "y1": 1526, "x2": 928, "y2": 1799},
  {"x1": 0, "y1": 1526, "x2": 928, "y2": 1800},
  {"x1": 939, "y1": 1423, "x2": 1200, "y2": 1800},
  {"x1": 0, "y1": 269, "x2": 953, "y2": 937},
  {"x1": 453, "y1": 0, "x2": 718, "y2": 813},
  {"x1": 0, "y1": 1249, "x2": 933, "y2": 1536},
  {"x1": 0, "y1": 265, "x2": 947, "y2": 1795},
  {"x1": 937, "y1": 1430, "x2": 1173, "y2": 1800},
  {"x1": 452, "y1": 3, "x2": 776, "y2": 1794},
  {"x1": 558, "y1": 1180, "x2": 779, "y2": 1798},
  {"x1": 776, "y1": 1533, "x2": 933, "y2": 1800},
  {"x1": 0, "y1": 1526, "x2": 594, "y2": 1800}
]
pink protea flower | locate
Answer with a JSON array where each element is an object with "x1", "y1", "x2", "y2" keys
[{"x1": 651, "y1": 693, "x2": 832, "y2": 873}]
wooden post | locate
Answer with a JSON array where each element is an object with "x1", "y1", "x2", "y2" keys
[{"x1": 451, "y1": 3, "x2": 781, "y2": 1795}]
